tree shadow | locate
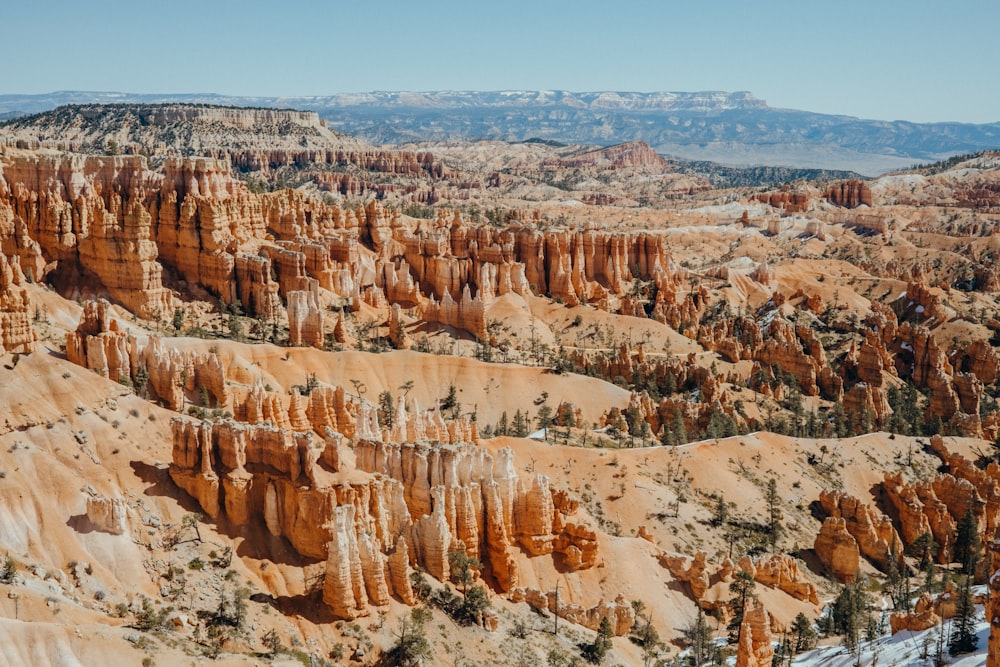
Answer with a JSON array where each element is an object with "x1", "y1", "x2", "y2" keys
[{"x1": 249, "y1": 590, "x2": 339, "y2": 625}]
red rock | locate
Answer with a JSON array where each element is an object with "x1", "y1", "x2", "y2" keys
[
  {"x1": 814, "y1": 517, "x2": 860, "y2": 582},
  {"x1": 0, "y1": 252, "x2": 35, "y2": 355},
  {"x1": 818, "y1": 489, "x2": 903, "y2": 570},
  {"x1": 824, "y1": 180, "x2": 873, "y2": 208},
  {"x1": 890, "y1": 610, "x2": 940, "y2": 634},
  {"x1": 735, "y1": 602, "x2": 774, "y2": 667}
]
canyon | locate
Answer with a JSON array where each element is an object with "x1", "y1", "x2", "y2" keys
[{"x1": 1, "y1": 104, "x2": 1000, "y2": 665}]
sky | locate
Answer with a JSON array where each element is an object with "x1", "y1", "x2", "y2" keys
[{"x1": 5, "y1": 0, "x2": 999, "y2": 124}]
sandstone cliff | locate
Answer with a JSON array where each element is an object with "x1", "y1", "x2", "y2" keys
[{"x1": 168, "y1": 392, "x2": 599, "y2": 621}]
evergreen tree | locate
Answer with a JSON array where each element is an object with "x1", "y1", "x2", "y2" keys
[
  {"x1": 624, "y1": 404, "x2": 642, "y2": 447},
  {"x1": 791, "y1": 612, "x2": 817, "y2": 654},
  {"x1": 495, "y1": 411, "x2": 509, "y2": 436},
  {"x1": 832, "y1": 579, "x2": 870, "y2": 653},
  {"x1": 711, "y1": 495, "x2": 729, "y2": 527},
  {"x1": 583, "y1": 616, "x2": 614, "y2": 663},
  {"x1": 885, "y1": 546, "x2": 911, "y2": 611},
  {"x1": 727, "y1": 569, "x2": 757, "y2": 641},
  {"x1": 440, "y1": 384, "x2": 459, "y2": 418},
  {"x1": 537, "y1": 405, "x2": 555, "y2": 441},
  {"x1": 447, "y1": 550, "x2": 481, "y2": 594},
  {"x1": 684, "y1": 608, "x2": 712, "y2": 667},
  {"x1": 954, "y1": 508, "x2": 981, "y2": 574},
  {"x1": 662, "y1": 370, "x2": 677, "y2": 396},
  {"x1": 512, "y1": 410, "x2": 528, "y2": 437},
  {"x1": 658, "y1": 424, "x2": 674, "y2": 447},
  {"x1": 948, "y1": 573, "x2": 979, "y2": 655},
  {"x1": 378, "y1": 390, "x2": 395, "y2": 428},
  {"x1": 906, "y1": 531, "x2": 938, "y2": 571},
  {"x1": 0, "y1": 554, "x2": 17, "y2": 583},
  {"x1": 765, "y1": 477, "x2": 784, "y2": 552},
  {"x1": 672, "y1": 407, "x2": 687, "y2": 445},
  {"x1": 386, "y1": 608, "x2": 431, "y2": 666}
]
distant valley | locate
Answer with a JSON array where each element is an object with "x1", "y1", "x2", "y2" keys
[{"x1": 2, "y1": 90, "x2": 1000, "y2": 175}]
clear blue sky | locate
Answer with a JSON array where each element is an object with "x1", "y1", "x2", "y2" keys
[{"x1": 7, "y1": 0, "x2": 998, "y2": 123}]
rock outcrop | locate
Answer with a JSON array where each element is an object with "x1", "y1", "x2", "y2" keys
[
  {"x1": 825, "y1": 180, "x2": 873, "y2": 208},
  {"x1": 0, "y1": 252, "x2": 35, "y2": 355},
  {"x1": 0, "y1": 152, "x2": 173, "y2": 318},
  {"x1": 65, "y1": 299, "x2": 132, "y2": 380},
  {"x1": 752, "y1": 190, "x2": 810, "y2": 214},
  {"x1": 889, "y1": 610, "x2": 941, "y2": 634},
  {"x1": 85, "y1": 495, "x2": 128, "y2": 535},
  {"x1": 814, "y1": 517, "x2": 860, "y2": 582},
  {"x1": 747, "y1": 554, "x2": 820, "y2": 605},
  {"x1": 168, "y1": 392, "x2": 598, "y2": 620},
  {"x1": 661, "y1": 551, "x2": 818, "y2": 606},
  {"x1": 880, "y1": 439, "x2": 1000, "y2": 563},
  {"x1": 735, "y1": 602, "x2": 774, "y2": 667},
  {"x1": 508, "y1": 588, "x2": 635, "y2": 636},
  {"x1": 818, "y1": 489, "x2": 903, "y2": 571},
  {"x1": 287, "y1": 289, "x2": 325, "y2": 348}
]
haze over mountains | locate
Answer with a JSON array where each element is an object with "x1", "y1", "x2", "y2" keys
[{"x1": 2, "y1": 90, "x2": 999, "y2": 175}]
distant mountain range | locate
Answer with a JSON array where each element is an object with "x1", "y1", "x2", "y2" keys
[{"x1": 2, "y1": 90, "x2": 999, "y2": 176}]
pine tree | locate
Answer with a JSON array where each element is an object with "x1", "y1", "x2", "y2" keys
[
  {"x1": 496, "y1": 411, "x2": 509, "y2": 436},
  {"x1": 583, "y1": 616, "x2": 614, "y2": 663},
  {"x1": 832, "y1": 579, "x2": 870, "y2": 653},
  {"x1": 953, "y1": 508, "x2": 981, "y2": 574},
  {"x1": 885, "y1": 546, "x2": 911, "y2": 611},
  {"x1": 672, "y1": 407, "x2": 687, "y2": 445},
  {"x1": 512, "y1": 410, "x2": 527, "y2": 437},
  {"x1": 765, "y1": 477, "x2": 784, "y2": 552},
  {"x1": 711, "y1": 495, "x2": 729, "y2": 527},
  {"x1": 791, "y1": 612, "x2": 817, "y2": 654},
  {"x1": 536, "y1": 405, "x2": 554, "y2": 441},
  {"x1": 727, "y1": 569, "x2": 757, "y2": 641},
  {"x1": 906, "y1": 531, "x2": 938, "y2": 571},
  {"x1": 378, "y1": 390, "x2": 395, "y2": 428},
  {"x1": 659, "y1": 421, "x2": 675, "y2": 446},
  {"x1": 685, "y1": 607, "x2": 712, "y2": 667},
  {"x1": 948, "y1": 573, "x2": 979, "y2": 655},
  {"x1": 0, "y1": 554, "x2": 16, "y2": 583}
]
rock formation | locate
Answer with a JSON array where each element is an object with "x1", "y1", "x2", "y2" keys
[
  {"x1": 818, "y1": 489, "x2": 903, "y2": 570},
  {"x1": 889, "y1": 610, "x2": 940, "y2": 634},
  {"x1": 0, "y1": 252, "x2": 35, "y2": 355},
  {"x1": 508, "y1": 588, "x2": 635, "y2": 636},
  {"x1": 824, "y1": 180, "x2": 873, "y2": 208},
  {"x1": 747, "y1": 554, "x2": 820, "y2": 605},
  {"x1": 752, "y1": 190, "x2": 810, "y2": 214},
  {"x1": 65, "y1": 299, "x2": 132, "y2": 380},
  {"x1": 661, "y1": 551, "x2": 818, "y2": 606},
  {"x1": 168, "y1": 391, "x2": 598, "y2": 620},
  {"x1": 735, "y1": 602, "x2": 774, "y2": 667},
  {"x1": 878, "y1": 437, "x2": 1000, "y2": 564},
  {"x1": 85, "y1": 495, "x2": 128, "y2": 535},
  {"x1": 660, "y1": 551, "x2": 711, "y2": 600},
  {"x1": 66, "y1": 300, "x2": 228, "y2": 410},
  {"x1": 814, "y1": 517, "x2": 860, "y2": 582},
  {"x1": 287, "y1": 289, "x2": 324, "y2": 348},
  {"x1": 0, "y1": 152, "x2": 173, "y2": 318}
]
